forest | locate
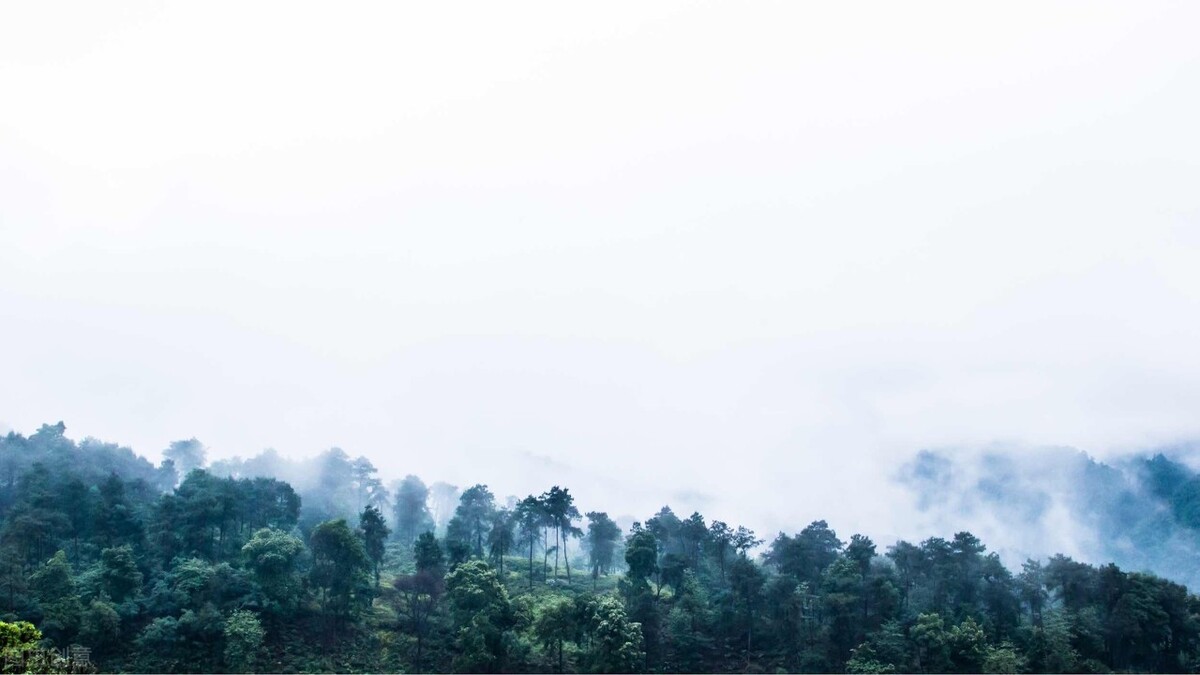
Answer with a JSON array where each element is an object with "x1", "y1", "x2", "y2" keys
[{"x1": 2, "y1": 422, "x2": 1200, "y2": 674}]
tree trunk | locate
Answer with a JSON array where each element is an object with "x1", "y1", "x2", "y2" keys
[
  {"x1": 564, "y1": 535, "x2": 571, "y2": 581},
  {"x1": 746, "y1": 606, "x2": 753, "y2": 671}
]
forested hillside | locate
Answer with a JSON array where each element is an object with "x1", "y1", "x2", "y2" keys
[{"x1": 3, "y1": 423, "x2": 1200, "y2": 674}]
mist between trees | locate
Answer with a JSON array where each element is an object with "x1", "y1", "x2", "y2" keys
[{"x1": 3, "y1": 422, "x2": 1200, "y2": 673}]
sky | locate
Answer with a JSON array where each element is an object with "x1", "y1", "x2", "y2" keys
[{"x1": 2, "y1": 2, "x2": 1200, "y2": 545}]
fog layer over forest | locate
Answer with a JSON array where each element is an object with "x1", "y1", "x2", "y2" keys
[
  {"x1": 898, "y1": 445, "x2": 1200, "y2": 590},
  {"x1": 6, "y1": 421, "x2": 1198, "y2": 592}
]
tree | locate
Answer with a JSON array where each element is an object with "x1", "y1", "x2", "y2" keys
[
  {"x1": 541, "y1": 486, "x2": 582, "y2": 581},
  {"x1": 241, "y1": 528, "x2": 304, "y2": 614},
  {"x1": 846, "y1": 534, "x2": 877, "y2": 577},
  {"x1": 1017, "y1": 558, "x2": 1047, "y2": 626},
  {"x1": 911, "y1": 613, "x2": 951, "y2": 674},
  {"x1": 887, "y1": 540, "x2": 922, "y2": 613},
  {"x1": 134, "y1": 616, "x2": 181, "y2": 672},
  {"x1": 97, "y1": 544, "x2": 142, "y2": 604},
  {"x1": 514, "y1": 496, "x2": 544, "y2": 588},
  {"x1": 948, "y1": 616, "x2": 987, "y2": 673},
  {"x1": 359, "y1": 505, "x2": 390, "y2": 587},
  {"x1": 585, "y1": 596, "x2": 645, "y2": 673},
  {"x1": 445, "y1": 560, "x2": 515, "y2": 672},
  {"x1": 309, "y1": 519, "x2": 371, "y2": 626},
  {"x1": 625, "y1": 528, "x2": 659, "y2": 583},
  {"x1": 622, "y1": 527, "x2": 661, "y2": 665},
  {"x1": 223, "y1": 609, "x2": 264, "y2": 673},
  {"x1": 0, "y1": 620, "x2": 74, "y2": 673},
  {"x1": 350, "y1": 456, "x2": 387, "y2": 514},
  {"x1": 823, "y1": 557, "x2": 867, "y2": 663},
  {"x1": 391, "y1": 475, "x2": 434, "y2": 546},
  {"x1": 585, "y1": 511, "x2": 621, "y2": 590},
  {"x1": 93, "y1": 473, "x2": 144, "y2": 550},
  {"x1": 680, "y1": 512, "x2": 709, "y2": 567},
  {"x1": 413, "y1": 532, "x2": 445, "y2": 577},
  {"x1": 394, "y1": 565, "x2": 444, "y2": 670},
  {"x1": 534, "y1": 596, "x2": 577, "y2": 672},
  {"x1": 982, "y1": 641, "x2": 1028, "y2": 674},
  {"x1": 732, "y1": 525, "x2": 762, "y2": 557},
  {"x1": 242, "y1": 477, "x2": 301, "y2": 532},
  {"x1": 487, "y1": 508, "x2": 515, "y2": 576},
  {"x1": 163, "y1": 438, "x2": 207, "y2": 480},
  {"x1": 729, "y1": 556, "x2": 766, "y2": 669},
  {"x1": 708, "y1": 520, "x2": 733, "y2": 581},
  {"x1": 766, "y1": 520, "x2": 841, "y2": 586},
  {"x1": 446, "y1": 484, "x2": 496, "y2": 558},
  {"x1": 80, "y1": 596, "x2": 122, "y2": 662},
  {"x1": 29, "y1": 550, "x2": 82, "y2": 645}
]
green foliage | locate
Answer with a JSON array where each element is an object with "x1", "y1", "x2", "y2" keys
[
  {"x1": 0, "y1": 619, "x2": 41, "y2": 654},
  {"x1": 30, "y1": 551, "x2": 82, "y2": 644},
  {"x1": 78, "y1": 598, "x2": 120, "y2": 659},
  {"x1": 446, "y1": 484, "x2": 496, "y2": 559},
  {"x1": 6, "y1": 427, "x2": 1200, "y2": 674},
  {"x1": 445, "y1": 560, "x2": 515, "y2": 672},
  {"x1": 222, "y1": 609, "x2": 264, "y2": 673},
  {"x1": 96, "y1": 545, "x2": 141, "y2": 604},
  {"x1": 413, "y1": 532, "x2": 445, "y2": 576},
  {"x1": 359, "y1": 505, "x2": 390, "y2": 586},
  {"x1": 241, "y1": 528, "x2": 304, "y2": 613},
  {"x1": 310, "y1": 519, "x2": 372, "y2": 622},
  {"x1": 533, "y1": 596, "x2": 576, "y2": 672},
  {"x1": 514, "y1": 496, "x2": 545, "y2": 589},
  {"x1": 623, "y1": 528, "x2": 658, "y2": 582},
  {"x1": 586, "y1": 511, "x2": 622, "y2": 589},
  {"x1": 982, "y1": 641, "x2": 1028, "y2": 674},
  {"x1": 586, "y1": 595, "x2": 645, "y2": 673},
  {"x1": 487, "y1": 509, "x2": 515, "y2": 576}
]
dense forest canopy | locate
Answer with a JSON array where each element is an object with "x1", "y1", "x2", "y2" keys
[{"x1": 3, "y1": 423, "x2": 1200, "y2": 674}]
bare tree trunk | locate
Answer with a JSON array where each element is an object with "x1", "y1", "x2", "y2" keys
[{"x1": 564, "y1": 535, "x2": 571, "y2": 582}]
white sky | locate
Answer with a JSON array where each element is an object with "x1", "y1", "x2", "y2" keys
[{"x1": 3, "y1": 2, "x2": 1200, "y2": 542}]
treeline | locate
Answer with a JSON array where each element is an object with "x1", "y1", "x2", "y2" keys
[{"x1": 2, "y1": 423, "x2": 1200, "y2": 673}]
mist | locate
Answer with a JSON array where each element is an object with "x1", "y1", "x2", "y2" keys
[{"x1": 4, "y1": 0, "x2": 1200, "y2": 598}]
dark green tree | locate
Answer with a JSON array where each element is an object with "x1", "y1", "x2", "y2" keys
[
  {"x1": 413, "y1": 532, "x2": 445, "y2": 577},
  {"x1": 359, "y1": 505, "x2": 390, "y2": 587},
  {"x1": 309, "y1": 519, "x2": 371, "y2": 627},
  {"x1": 241, "y1": 528, "x2": 304, "y2": 614},
  {"x1": 446, "y1": 484, "x2": 496, "y2": 558},
  {"x1": 487, "y1": 508, "x2": 515, "y2": 577},
  {"x1": 585, "y1": 511, "x2": 621, "y2": 590},
  {"x1": 514, "y1": 496, "x2": 544, "y2": 589}
]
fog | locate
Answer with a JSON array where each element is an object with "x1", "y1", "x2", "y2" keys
[{"x1": 3, "y1": 3, "x2": 1200, "y2": 564}]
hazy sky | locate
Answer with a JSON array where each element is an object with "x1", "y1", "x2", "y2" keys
[{"x1": 3, "y1": 2, "x2": 1200, "y2": 543}]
